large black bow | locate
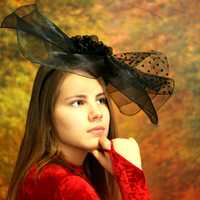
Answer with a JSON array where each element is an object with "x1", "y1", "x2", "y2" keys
[{"x1": 0, "y1": 3, "x2": 175, "y2": 124}]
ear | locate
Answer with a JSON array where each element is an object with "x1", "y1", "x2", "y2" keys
[{"x1": 112, "y1": 137, "x2": 142, "y2": 170}]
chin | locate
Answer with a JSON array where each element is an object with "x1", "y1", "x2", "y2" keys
[{"x1": 84, "y1": 138, "x2": 100, "y2": 151}]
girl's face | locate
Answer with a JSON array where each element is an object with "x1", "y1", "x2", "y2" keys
[{"x1": 53, "y1": 72, "x2": 110, "y2": 152}]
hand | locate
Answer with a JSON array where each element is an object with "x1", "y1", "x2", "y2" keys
[
  {"x1": 90, "y1": 136, "x2": 142, "y2": 173},
  {"x1": 90, "y1": 135, "x2": 113, "y2": 175}
]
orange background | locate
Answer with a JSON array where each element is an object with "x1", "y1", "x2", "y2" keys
[{"x1": 0, "y1": 0, "x2": 200, "y2": 199}]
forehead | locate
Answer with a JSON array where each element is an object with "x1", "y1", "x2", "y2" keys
[{"x1": 59, "y1": 73, "x2": 104, "y2": 95}]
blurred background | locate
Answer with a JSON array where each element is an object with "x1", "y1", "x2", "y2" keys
[{"x1": 0, "y1": 0, "x2": 199, "y2": 199}]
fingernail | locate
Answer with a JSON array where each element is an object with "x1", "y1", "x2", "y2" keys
[{"x1": 92, "y1": 150, "x2": 98, "y2": 155}]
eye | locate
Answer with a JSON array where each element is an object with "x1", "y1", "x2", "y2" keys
[
  {"x1": 70, "y1": 98, "x2": 108, "y2": 108},
  {"x1": 97, "y1": 97, "x2": 108, "y2": 105},
  {"x1": 71, "y1": 100, "x2": 85, "y2": 107}
]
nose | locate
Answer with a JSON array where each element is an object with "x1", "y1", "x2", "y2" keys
[{"x1": 88, "y1": 104, "x2": 103, "y2": 122}]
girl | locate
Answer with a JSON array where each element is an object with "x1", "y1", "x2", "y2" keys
[{"x1": 0, "y1": 3, "x2": 174, "y2": 200}]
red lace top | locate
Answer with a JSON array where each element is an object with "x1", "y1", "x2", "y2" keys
[{"x1": 16, "y1": 140, "x2": 151, "y2": 200}]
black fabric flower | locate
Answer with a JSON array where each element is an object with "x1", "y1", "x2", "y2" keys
[{"x1": 70, "y1": 35, "x2": 113, "y2": 56}]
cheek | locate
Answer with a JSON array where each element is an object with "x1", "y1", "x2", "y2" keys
[
  {"x1": 53, "y1": 106, "x2": 85, "y2": 135},
  {"x1": 100, "y1": 107, "x2": 110, "y2": 137},
  {"x1": 104, "y1": 108, "x2": 110, "y2": 122}
]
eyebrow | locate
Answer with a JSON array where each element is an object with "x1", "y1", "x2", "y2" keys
[{"x1": 64, "y1": 92, "x2": 106, "y2": 100}]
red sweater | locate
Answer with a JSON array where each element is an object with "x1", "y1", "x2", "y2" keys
[{"x1": 16, "y1": 140, "x2": 151, "y2": 200}]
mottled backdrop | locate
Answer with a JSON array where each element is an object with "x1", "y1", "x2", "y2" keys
[{"x1": 0, "y1": 0, "x2": 199, "y2": 199}]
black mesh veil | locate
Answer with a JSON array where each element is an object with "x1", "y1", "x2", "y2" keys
[{"x1": 0, "y1": 3, "x2": 175, "y2": 125}]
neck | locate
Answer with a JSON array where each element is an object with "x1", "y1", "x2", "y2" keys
[{"x1": 58, "y1": 142, "x2": 88, "y2": 166}]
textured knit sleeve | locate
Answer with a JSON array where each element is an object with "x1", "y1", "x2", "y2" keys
[{"x1": 106, "y1": 139, "x2": 151, "y2": 200}]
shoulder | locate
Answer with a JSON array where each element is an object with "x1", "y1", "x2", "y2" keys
[
  {"x1": 55, "y1": 172, "x2": 100, "y2": 199},
  {"x1": 111, "y1": 137, "x2": 142, "y2": 170},
  {"x1": 22, "y1": 163, "x2": 99, "y2": 199},
  {"x1": 24, "y1": 163, "x2": 71, "y2": 186}
]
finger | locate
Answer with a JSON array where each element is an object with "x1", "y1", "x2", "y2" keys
[
  {"x1": 92, "y1": 149, "x2": 113, "y2": 174},
  {"x1": 98, "y1": 136, "x2": 111, "y2": 151},
  {"x1": 91, "y1": 150, "x2": 107, "y2": 166}
]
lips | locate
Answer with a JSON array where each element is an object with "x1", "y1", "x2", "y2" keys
[{"x1": 87, "y1": 126, "x2": 105, "y2": 132}]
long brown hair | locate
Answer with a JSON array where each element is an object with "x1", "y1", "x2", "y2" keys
[{"x1": 6, "y1": 65, "x2": 121, "y2": 200}]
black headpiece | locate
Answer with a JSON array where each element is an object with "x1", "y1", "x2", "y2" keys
[{"x1": 0, "y1": 3, "x2": 175, "y2": 124}]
